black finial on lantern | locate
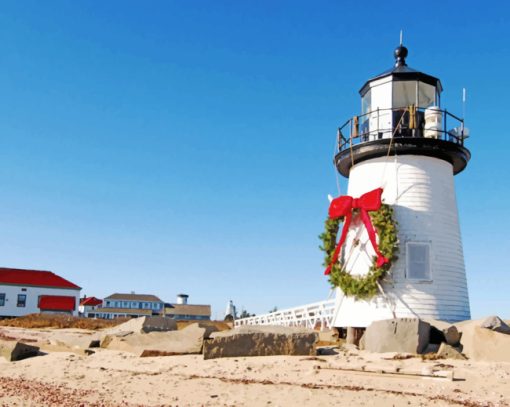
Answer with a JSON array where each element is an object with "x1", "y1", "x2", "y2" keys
[{"x1": 394, "y1": 45, "x2": 408, "y2": 67}]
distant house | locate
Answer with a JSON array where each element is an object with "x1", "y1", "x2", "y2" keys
[
  {"x1": 79, "y1": 296, "x2": 103, "y2": 318},
  {"x1": 0, "y1": 267, "x2": 81, "y2": 317},
  {"x1": 95, "y1": 293, "x2": 164, "y2": 319},
  {"x1": 164, "y1": 294, "x2": 211, "y2": 321}
]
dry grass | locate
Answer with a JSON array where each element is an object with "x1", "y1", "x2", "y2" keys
[
  {"x1": 0, "y1": 314, "x2": 233, "y2": 331},
  {"x1": 0, "y1": 314, "x2": 129, "y2": 330},
  {"x1": 176, "y1": 320, "x2": 232, "y2": 331}
]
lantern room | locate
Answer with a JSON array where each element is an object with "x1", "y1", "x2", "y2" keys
[
  {"x1": 358, "y1": 45, "x2": 442, "y2": 140},
  {"x1": 335, "y1": 44, "x2": 470, "y2": 177}
]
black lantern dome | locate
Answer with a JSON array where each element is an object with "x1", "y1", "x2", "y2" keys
[{"x1": 334, "y1": 45, "x2": 470, "y2": 177}]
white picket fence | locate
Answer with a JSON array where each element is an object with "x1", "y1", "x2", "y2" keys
[{"x1": 234, "y1": 299, "x2": 336, "y2": 330}]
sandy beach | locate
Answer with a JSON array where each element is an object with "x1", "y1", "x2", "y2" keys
[{"x1": 0, "y1": 325, "x2": 509, "y2": 407}]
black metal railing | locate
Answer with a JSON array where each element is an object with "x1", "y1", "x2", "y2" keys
[{"x1": 336, "y1": 107, "x2": 466, "y2": 153}]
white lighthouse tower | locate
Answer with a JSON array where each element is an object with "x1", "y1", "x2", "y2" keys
[{"x1": 331, "y1": 44, "x2": 471, "y2": 327}]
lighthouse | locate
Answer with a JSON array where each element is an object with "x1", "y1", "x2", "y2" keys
[{"x1": 330, "y1": 44, "x2": 471, "y2": 327}]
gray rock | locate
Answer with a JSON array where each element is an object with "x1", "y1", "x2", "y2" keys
[
  {"x1": 0, "y1": 340, "x2": 40, "y2": 362},
  {"x1": 363, "y1": 318, "x2": 430, "y2": 354},
  {"x1": 203, "y1": 325, "x2": 318, "y2": 360},
  {"x1": 102, "y1": 316, "x2": 177, "y2": 338},
  {"x1": 102, "y1": 323, "x2": 209, "y2": 356},
  {"x1": 481, "y1": 316, "x2": 510, "y2": 335},
  {"x1": 443, "y1": 325, "x2": 461, "y2": 346},
  {"x1": 141, "y1": 317, "x2": 178, "y2": 333},
  {"x1": 436, "y1": 342, "x2": 467, "y2": 360}
]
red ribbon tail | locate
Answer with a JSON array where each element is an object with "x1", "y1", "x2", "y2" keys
[{"x1": 324, "y1": 213, "x2": 352, "y2": 276}]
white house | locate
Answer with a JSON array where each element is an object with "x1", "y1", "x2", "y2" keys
[
  {"x1": 0, "y1": 267, "x2": 81, "y2": 317},
  {"x1": 95, "y1": 293, "x2": 164, "y2": 319},
  {"x1": 78, "y1": 296, "x2": 103, "y2": 318}
]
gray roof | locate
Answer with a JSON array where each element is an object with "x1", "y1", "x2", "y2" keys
[
  {"x1": 105, "y1": 293, "x2": 162, "y2": 302},
  {"x1": 165, "y1": 304, "x2": 211, "y2": 317},
  {"x1": 359, "y1": 45, "x2": 442, "y2": 96}
]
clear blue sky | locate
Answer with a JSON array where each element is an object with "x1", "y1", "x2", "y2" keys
[{"x1": 0, "y1": 1, "x2": 508, "y2": 319}]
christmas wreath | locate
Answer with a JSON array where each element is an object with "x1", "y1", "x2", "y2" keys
[{"x1": 319, "y1": 188, "x2": 399, "y2": 300}]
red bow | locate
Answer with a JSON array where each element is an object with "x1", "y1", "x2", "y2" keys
[{"x1": 324, "y1": 188, "x2": 389, "y2": 275}]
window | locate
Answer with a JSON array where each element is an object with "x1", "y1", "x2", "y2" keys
[
  {"x1": 0, "y1": 293, "x2": 5, "y2": 306},
  {"x1": 393, "y1": 81, "x2": 417, "y2": 109},
  {"x1": 406, "y1": 242, "x2": 431, "y2": 280},
  {"x1": 17, "y1": 294, "x2": 27, "y2": 307},
  {"x1": 418, "y1": 82, "x2": 436, "y2": 108}
]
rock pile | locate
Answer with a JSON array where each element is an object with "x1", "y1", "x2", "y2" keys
[{"x1": 359, "y1": 315, "x2": 510, "y2": 362}]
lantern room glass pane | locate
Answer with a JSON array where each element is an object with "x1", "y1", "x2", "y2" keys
[
  {"x1": 360, "y1": 89, "x2": 371, "y2": 136},
  {"x1": 361, "y1": 89, "x2": 371, "y2": 115},
  {"x1": 418, "y1": 82, "x2": 436, "y2": 108},
  {"x1": 392, "y1": 81, "x2": 417, "y2": 108}
]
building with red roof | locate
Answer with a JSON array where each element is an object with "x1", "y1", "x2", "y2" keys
[
  {"x1": 78, "y1": 296, "x2": 103, "y2": 318},
  {"x1": 0, "y1": 267, "x2": 81, "y2": 317}
]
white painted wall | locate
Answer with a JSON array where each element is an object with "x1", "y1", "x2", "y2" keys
[
  {"x1": 0, "y1": 285, "x2": 80, "y2": 317},
  {"x1": 332, "y1": 155, "x2": 470, "y2": 326}
]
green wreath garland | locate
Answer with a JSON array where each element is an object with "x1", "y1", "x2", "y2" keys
[{"x1": 319, "y1": 204, "x2": 399, "y2": 300}]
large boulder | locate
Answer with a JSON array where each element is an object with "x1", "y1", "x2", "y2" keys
[
  {"x1": 480, "y1": 316, "x2": 510, "y2": 335},
  {"x1": 362, "y1": 318, "x2": 430, "y2": 354},
  {"x1": 101, "y1": 316, "x2": 177, "y2": 339},
  {"x1": 0, "y1": 340, "x2": 40, "y2": 361},
  {"x1": 456, "y1": 319, "x2": 510, "y2": 362},
  {"x1": 203, "y1": 325, "x2": 318, "y2": 360},
  {"x1": 101, "y1": 323, "x2": 210, "y2": 356}
]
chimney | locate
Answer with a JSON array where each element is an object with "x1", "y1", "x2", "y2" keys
[{"x1": 176, "y1": 294, "x2": 189, "y2": 305}]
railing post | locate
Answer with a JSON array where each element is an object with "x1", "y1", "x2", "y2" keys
[
  {"x1": 353, "y1": 116, "x2": 359, "y2": 138},
  {"x1": 461, "y1": 119, "x2": 464, "y2": 146},
  {"x1": 377, "y1": 108, "x2": 379, "y2": 140},
  {"x1": 444, "y1": 109, "x2": 447, "y2": 141}
]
